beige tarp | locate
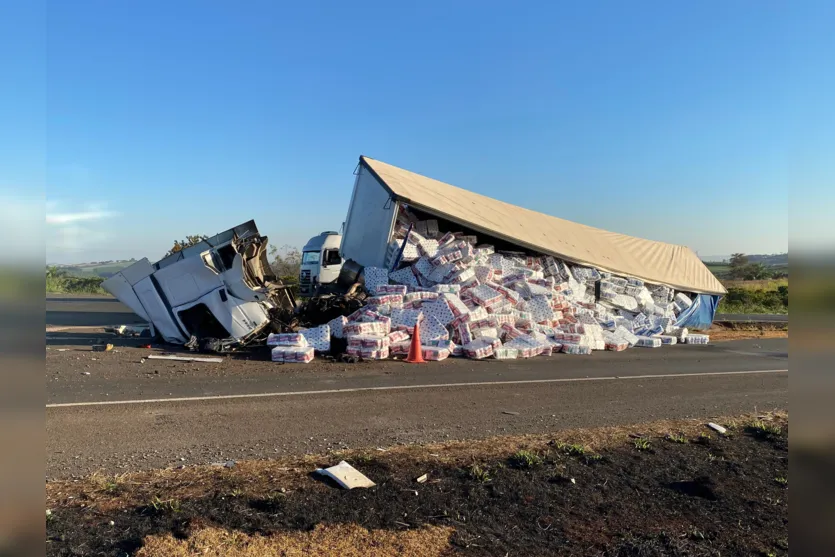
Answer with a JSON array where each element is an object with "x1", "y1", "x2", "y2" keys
[{"x1": 361, "y1": 156, "x2": 726, "y2": 295}]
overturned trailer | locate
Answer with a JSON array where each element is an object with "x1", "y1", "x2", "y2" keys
[
  {"x1": 340, "y1": 156, "x2": 726, "y2": 330},
  {"x1": 102, "y1": 220, "x2": 296, "y2": 349}
]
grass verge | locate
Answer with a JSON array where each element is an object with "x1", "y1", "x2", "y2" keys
[{"x1": 47, "y1": 411, "x2": 788, "y2": 557}]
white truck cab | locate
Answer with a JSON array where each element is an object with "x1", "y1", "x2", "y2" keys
[
  {"x1": 299, "y1": 231, "x2": 343, "y2": 296},
  {"x1": 102, "y1": 220, "x2": 295, "y2": 347}
]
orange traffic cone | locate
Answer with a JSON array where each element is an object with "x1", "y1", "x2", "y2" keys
[{"x1": 405, "y1": 321, "x2": 425, "y2": 364}]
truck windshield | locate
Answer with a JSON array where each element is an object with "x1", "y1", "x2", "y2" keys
[{"x1": 302, "y1": 251, "x2": 320, "y2": 265}]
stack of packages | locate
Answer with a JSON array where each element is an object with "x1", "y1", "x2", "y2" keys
[
  {"x1": 369, "y1": 206, "x2": 708, "y2": 360},
  {"x1": 267, "y1": 332, "x2": 315, "y2": 363},
  {"x1": 274, "y1": 209, "x2": 708, "y2": 363}
]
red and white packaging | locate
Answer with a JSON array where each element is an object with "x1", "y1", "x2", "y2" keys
[
  {"x1": 344, "y1": 321, "x2": 390, "y2": 336},
  {"x1": 267, "y1": 333, "x2": 307, "y2": 347},
  {"x1": 360, "y1": 347, "x2": 390, "y2": 360},
  {"x1": 387, "y1": 330, "x2": 410, "y2": 343}
]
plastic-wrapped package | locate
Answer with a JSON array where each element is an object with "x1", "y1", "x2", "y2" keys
[
  {"x1": 634, "y1": 336, "x2": 662, "y2": 348},
  {"x1": 360, "y1": 347, "x2": 390, "y2": 360},
  {"x1": 456, "y1": 322, "x2": 474, "y2": 345},
  {"x1": 493, "y1": 347, "x2": 518, "y2": 359},
  {"x1": 347, "y1": 334, "x2": 389, "y2": 349},
  {"x1": 418, "y1": 239, "x2": 440, "y2": 259},
  {"x1": 686, "y1": 334, "x2": 710, "y2": 344},
  {"x1": 357, "y1": 310, "x2": 392, "y2": 328},
  {"x1": 366, "y1": 294, "x2": 403, "y2": 307},
  {"x1": 472, "y1": 327, "x2": 499, "y2": 340},
  {"x1": 271, "y1": 346, "x2": 315, "y2": 363},
  {"x1": 328, "y1": 316, "x2": 348, "y2": 339},
  {"x1": 670, "y1": 327, "x2": 689, "y2": 341},
  {"x1": 561, "y1": 344, "x2": 593, "y2": 355},
  {"x1": 674, "y1": 292, "x2": 694, "y2": 312},
  {"x1": 390, "y1": 341, "x2": 411, "y2": 355},
  {"x1": 652, "y1": 335, "x2": 678, "y2": 345},
  {"x1": 300, "y1": 325, "x2": 331, "y2": 352},
  {"x1": 422, "y1": 314, "x2": 450, "y2": 341},
  {"x1": 450, "y1": 343, "x2": 464, "y2": 356},
  {"x1": 431, "y1": 283, "x2": 461, "y2": 294},
  {"x1": 442, "y1": 293, "x2": 471, "y2": 319},
  {"x1": 570, "y1": 266, "x2": 601, "y2": 283},
  {"x1": 389, "y1": 267, "x2": 419, "y2": 287},
  {"x1": 604, "y1": 341, "x2": 629, "y2": 351},
  {"x1": 344, "y1": 321, "x2": 390, "y2": 336},
  {"x1": 412, "y1": 264, "x2": 434, "y2": 285},
  {"x1": 613, "y1": 325, "x2": 639, "y2": 347},
  {"x1": 500, "y1": 322, "x2": 525, "y2": 341},
  {"x1": 388, "y1": 330, "x2": 410, "y2": 343},
  {"x1": 422, "y1": 299, "x2": 456, "y2": 325},
  {"x1": 421, "y1": 346, "x2": 450, "y2": 361},
  {"x1": 363, "y1": 267, "x2": 390, "y2": 294},
  {"x1": 448, "y1": 267, "x2": 476, "y2": 284},
  {"x1": 391, "y1": 308, "x2": 423, "y2": 333},
  {"x1": 469, "y1": 284, "x2": 503, "y2": 307},
  {"x1": 376, "y1": 284, "x2": 408, "y2": 295},
  {"x1": 267, "y1": 333, "x2": 307, "y2": 347},
  {"x1": 527, "y1": 295, "x2": 555, "y2": 323},
  {"x1": 463, "y1": 339, "x2": 494, "y2": 359}
]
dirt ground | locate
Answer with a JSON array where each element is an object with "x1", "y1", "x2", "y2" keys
[
  {"x1": 702, "y1": 322, "x2": 788, "y2": 341},
  {"x1": 46, "y1": 413, "x2": 788, "y2": 557}
]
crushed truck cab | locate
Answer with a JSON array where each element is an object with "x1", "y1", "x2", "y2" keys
[{"x1": 102, "y1": 220, "x2": 295, "y2": 347}]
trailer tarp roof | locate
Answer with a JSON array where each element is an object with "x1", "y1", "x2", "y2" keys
[{"x1": 360, "y1": 156, "x2": 726, "y2": 295}]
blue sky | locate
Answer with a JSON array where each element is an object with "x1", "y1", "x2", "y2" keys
[{"x1": 1, "y1": 1, "x2": 827, "y2": 264}]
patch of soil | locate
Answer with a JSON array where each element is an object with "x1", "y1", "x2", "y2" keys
[
  {"x1": 46, "y1": 417, "x2": 789, "y2": 557},
  {"x1": 704, "y1": 322, "x2": 788, "y2": 341}
]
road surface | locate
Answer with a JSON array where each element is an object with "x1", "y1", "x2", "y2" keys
[
  {"x1": 46, "y1": 293, "x2": 147, "y2": 327},
  {"x1": 46, "y1": 336, "x2": 788, "y2": 478}
]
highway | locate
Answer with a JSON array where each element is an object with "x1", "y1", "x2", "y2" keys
[
  {"x1": 46, "y1": 294, "x2": 146, "y2": 327},
  {"x1": 46, "y1": 335, "x2": 788, "y2": 478}
]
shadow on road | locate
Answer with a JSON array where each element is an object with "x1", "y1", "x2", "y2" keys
[{"x1": 46, "y1": 332, "x2": 151, "y2": 347}]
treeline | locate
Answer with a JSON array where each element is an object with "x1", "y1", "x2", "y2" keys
[{"x1": 46, "y1": 267, "x2": 107, "y2": 295}]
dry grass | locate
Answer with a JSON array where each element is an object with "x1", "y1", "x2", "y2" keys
[
  {"x1": 721, "y1": 278, "x2": 788, "y2": 290},
  {"x1": 46, "y1": 411, "x2": 788, "y2": 513},
  {"x1": 136, "y1": 523, "x2": 454, "y2": 557}
]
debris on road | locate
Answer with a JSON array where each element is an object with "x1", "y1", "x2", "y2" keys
[
  {"x1": 415, "y1": 473, "x2": 429, "y2": 483},
  {"x1": 502, "y1": 411, "x2": 520, "y2": 416},
  {"x1": 91, "y1": 344, "x2": 114, "y2": 352},
  {"x1": 707, "y1": 422, "x2": 728, "y2": 435},
  {"x1": 106, "y1": 325, "x2": 151, "y2": 337},
  {"x1": 146, "y1": 355, "x2": 223, "y2": 363},
  {"x1": 315, "y1": 461, "x2": 376, "y2": 489}
]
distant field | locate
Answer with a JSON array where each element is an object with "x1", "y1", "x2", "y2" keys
[
  {"x1": 722, "y1": 278, "x2": 789, "y2": 290},
  {"x1": 705, "y1": 262, "x2": 788, "y2": 280},
  {"x1": 53, "y1": 261, "x2": 134, "y2": 278}
]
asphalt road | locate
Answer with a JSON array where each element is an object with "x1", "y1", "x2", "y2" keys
[
  {"x1": 46, "y1": 338, "x2": 788, "y2": 478},
  {"x1": 46, "y1": 294, "x2": 146, "y2": 327}
]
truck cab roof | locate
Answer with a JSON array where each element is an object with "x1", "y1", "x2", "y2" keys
[{"x1": 303, "y1": 231, "x2": 341, "y2": 252}]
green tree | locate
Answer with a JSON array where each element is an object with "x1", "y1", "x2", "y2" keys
[
  {"x1": 269, "y1": 244, "x2": 302, "y2": 279},
  {"x1": 741, "y1": 262, "x2": 772, "y2": 280},
  {"x1": 729, "y1": 253, "x2": 750, "y2": 280},
  {"x1": 165, "y1": 235, "x2": 208, "y2": 257}
]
